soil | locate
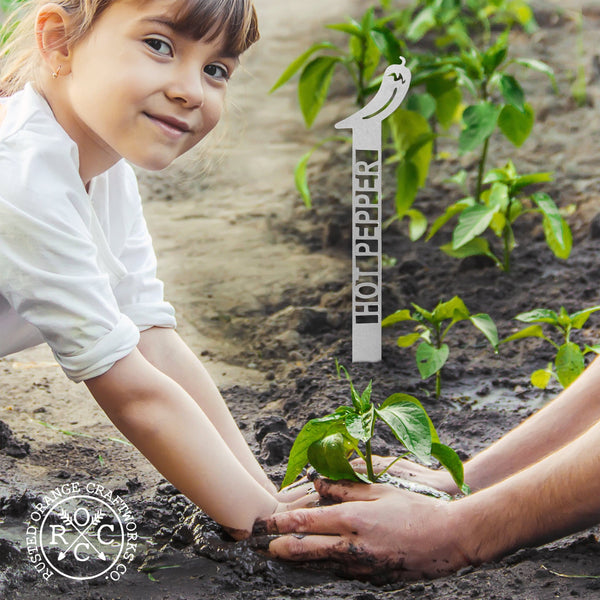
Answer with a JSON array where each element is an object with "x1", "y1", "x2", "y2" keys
[{"x1": 2, "y1": 0, "x2": 600, "y2": 598}]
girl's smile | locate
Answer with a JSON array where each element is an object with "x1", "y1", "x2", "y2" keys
[{"x1": 38, "y1": 0, "x2": 238, "y2": 183}]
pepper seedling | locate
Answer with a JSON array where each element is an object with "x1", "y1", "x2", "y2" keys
[
  {"x1": 282, "y1": 363, "x2": 469, "y2": 495},
  {"x1": 501, "y1": 305, "x2": 600, "y2": 389},
  {"x1": 383, "y1": 296, "x2": 499, "y2": 399}
]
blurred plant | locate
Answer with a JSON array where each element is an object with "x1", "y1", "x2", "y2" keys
[
  {"x1": 501, "y1": 306, "x2": 600, "y2": 389},
  {"x1": 569, "y1": 9, "x2": 587, "y2": 107},
  {"x1": 272, "y1": 0, "x2": 559, "y2": 254},
  {"x1": 283, "y1": 362, "x2": 469, "y2": 494},
  {"x1": 382, "y1": 296, "x2": 499, "y2": 398}
]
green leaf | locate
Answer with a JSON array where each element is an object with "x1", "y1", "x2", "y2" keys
[
  {"x1": 515, "y1": 308, "x2": 559, "y2": 325},
  {"x1": 555, "y1": 342, "x2": 585, "y2": 388},
  {"x1": 482, "y1": 35, "x2": 508, "y2": 75},
  {"x1": 407, "y1": 208, "x2": 428, "y2": 241},
  {"x1": 416, "y1": 341, "x2": 449, "y2": 380},
  {"x1": 388, "y1": 109, "x2": 433, "y2": 188},
  {"x1": 511, "y1": 171, "x2": 553, "y2": 194},
  {"x1": 570, "y1": 306, "x2": 600, "y2": 329},
  {"x1": 370, "y1": 27, "x2": 404, "y2": 66},
  {"x1": 360, "y1": 380, "x2": 373, "y2": 410},
  {"x1": 349, "y1": 379, "x2": 372, "y2": 412},
  {"x1": 441, "y1": 237, "x2": 499, "y2": 266},
  {"x1": 487, "y1": 182, "x2": 509, "y2": 212},
  {"x1": 431, "y1": 442, "x2": 468, "y2": 495},
  {"x1": 585, "y1": 344, "x2": 600, "y2": 355},
  {"x1": 396, "y1": 332, "x2": 422, "y2": 348},
  {"x1": 382, "y1": 309, "x2": 414, "y2": 327},
  {"x1": 411, "y1": 303, "x2": 434, "y2": 323},
  {"x1": 406, "y1": 93, "x2": 437, "y2": 120},
  {"x1": 380, "y1": 393, "x2": 440, "y2": 443},
  {"x1": 470, "y1": 314, "x2": 499, "y2": 350},
  {"x1": 513, "y1": 58, "x2": 557, "y2": 91},
  {"x1": 426, "y1": 198, "x2": 473, "y2": 240},
  {"x1": 531, "y1": 368, "x2": 552, "y2": 389},
  {"x1": 345, "y1": 405, "x2": 374, "y2": 443},
  {"x1": 433, "y1": 296, "x2": 469, "y2": 323},
  {"x1": 376, "y1": 401, "x2": 433, "y2": 462},
  {"x1": 435, "y1": 85, "x2": 463, "y2": 129},
  {"x1": 292, "y1": 135, "x2": 351, "y2": 209},
  {"x1": 497, "y1": 74, "x2": 525, "y2": 111},
  {"x1": 501, "y1": 324, "x2": 546, "y2": 344},
  {"x1": 298, "y1": 56, "x2": 341, "y2": 128},
  {"x1": 533, "y1": 193, "x2": 572, "y2": 259},
  {"x1": 282, "y1": 415, "x2": 346, "y2": 487},
  {"x1": 459, "y1": 102, "x2": 501, "y2": 154},
  {"x1": 498, "y1": 103, "x2": 534, "y2": 147},
  {"x1": 407, "y1": 5, "x2": 436, "y2": 41},
  {"x1": 326, "y1": 22, "x2": 363, "y2": 37},
  {"x1": 270, "y1": 42, "x2": 338, "y2": 92},
  {"x1": 452, "y1": 204, "x2": 498, "y2": 249},
  {"x1": 507, "y1": 0, "x2": 538, "y2": 32},
  {"x1": 395, "y1": 160, "x2": 420, "y2": 217},
  {"x1": 307, "y1": 433, "x2": 362, "y2": 482},
  {"x1": 294, "y1": 150, "x2": 313, "y2": 208}
]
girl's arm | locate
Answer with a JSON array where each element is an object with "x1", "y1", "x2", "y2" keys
[
  {"x1": 85, "y1": 348, "x2": 280, "y2": 537},
  {"x1": 136, "y1": 327, "x2": 277, "y2": 494}
]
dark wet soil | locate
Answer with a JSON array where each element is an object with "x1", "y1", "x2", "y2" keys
[{"x1": 3, "y1": 1, "x2": 600, "y2": 598}]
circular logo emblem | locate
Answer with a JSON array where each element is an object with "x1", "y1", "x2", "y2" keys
[{"x1": 26, "y1": 483, "x2": 138, "y2": 582}]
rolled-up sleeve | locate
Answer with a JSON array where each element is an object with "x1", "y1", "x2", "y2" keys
[{"x1": 0, "y1": 193, "x2": 141, "y2": 382}]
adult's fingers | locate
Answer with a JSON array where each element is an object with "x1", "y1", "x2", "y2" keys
[
  {"x1": 267, "y1": 533, "x2": 358, "y2": 562},
  {"x1": 254, "y1": 504, "x2": 351, "y2": 536},
  {"x1": 314, "y1": 477, "x2": 389, "y2": 503}
]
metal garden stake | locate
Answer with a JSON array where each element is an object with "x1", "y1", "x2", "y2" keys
[{"x1": 335, "y1": 58, "x2": 411, "y2": 361}]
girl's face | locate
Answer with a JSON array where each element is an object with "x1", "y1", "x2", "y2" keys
[{"x1": 48, "y1": 0, "x2": 238, "y2": 179}]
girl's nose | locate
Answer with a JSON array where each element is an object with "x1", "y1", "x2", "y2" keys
[{"x1": 166, "y1": 70, "x2": 205, "y2": 108}]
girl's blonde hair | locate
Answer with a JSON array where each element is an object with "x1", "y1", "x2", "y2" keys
[{"x1": 0, "y1": 0, "x2": 259, "y2": 96}]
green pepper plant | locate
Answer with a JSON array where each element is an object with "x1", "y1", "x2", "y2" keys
[
  {"x1": 501, "y1": 305, "x2": 600, "y2": 389},
  {"x1": 283, "y1": 363, "x2": 469, "y2": 494},
  {"x1": 383, "y1": 296, "x2": 498, "y2": 399},
  {"x1": 427, "y1": 161, "x2": 573, "y2": 271}
]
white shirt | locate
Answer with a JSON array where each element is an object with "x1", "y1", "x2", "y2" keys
[{"x1": 0, "y1": 84, "x2": 176, "y2": 382}]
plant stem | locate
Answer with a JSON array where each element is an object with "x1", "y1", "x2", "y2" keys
[
  {"x1": 435, "y1": 371, "x2": 441, "y2": 400},
  {"x1": 476, "y1": 136, "x2": 489, "y2": 204},
  {"x1": 374, "y1": 453, "x2": 410, "y2": 480},
  {"x1": 365, "y1": 439, "x2": 375, "y2": 482}
]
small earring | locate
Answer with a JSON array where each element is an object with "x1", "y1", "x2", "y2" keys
[{"x1": 52, "y1": 65, "x2": 62, "y2": 79}]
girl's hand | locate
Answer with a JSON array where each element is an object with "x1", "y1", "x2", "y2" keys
[
  {"x1": 275, "y1": 482, "x2": 319, "y2": 509},
  {"x1": 351, "y1": 455, "x2": 459, "y2": 495}
]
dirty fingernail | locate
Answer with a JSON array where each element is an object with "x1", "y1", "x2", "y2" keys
[
  {"x1": 252, "y1": 519, "x2": 268, "y2": 536},
  {"x1": 248, "y1": 535, "x2": 272, "y2": 551}
]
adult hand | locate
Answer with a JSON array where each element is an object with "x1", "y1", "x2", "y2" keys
[{"x1": 253, "y1": 477, "x2": 471, "y2": 583}]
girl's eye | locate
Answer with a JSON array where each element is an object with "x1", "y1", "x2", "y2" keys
[
  {"x1": 204, "y1": 63, "x2": 230, "y2": 81},
  {"x1": 144, "y1": 37, "x2": 173, "y2": 57}
]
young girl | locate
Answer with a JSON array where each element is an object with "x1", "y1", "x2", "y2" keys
[{"x1": 0, "y1": 0, "x2": 309, "y2": 538}]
